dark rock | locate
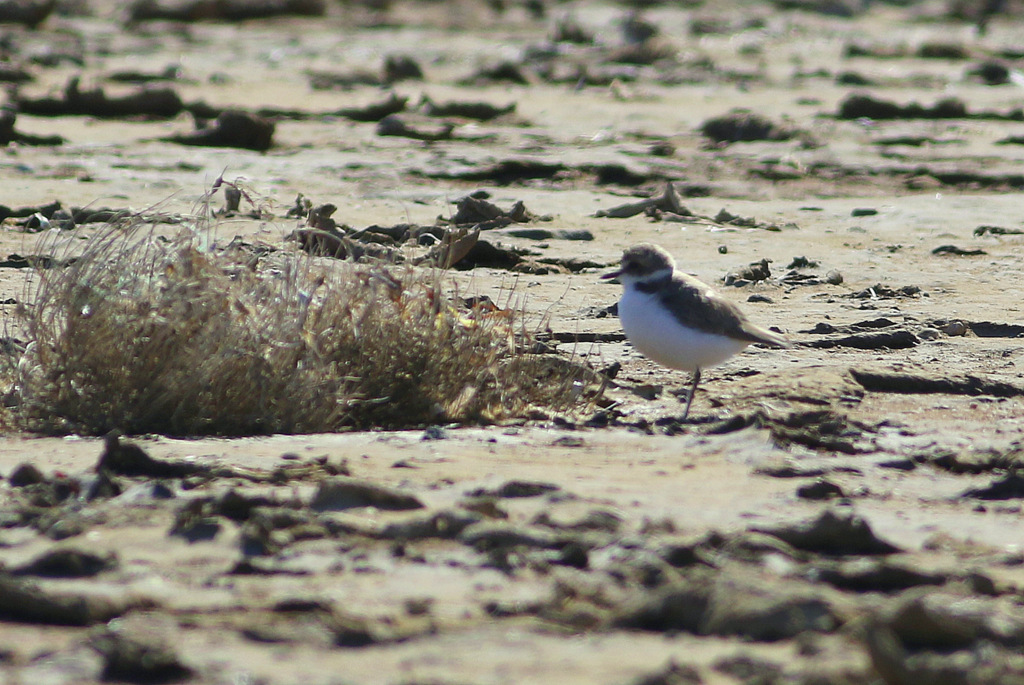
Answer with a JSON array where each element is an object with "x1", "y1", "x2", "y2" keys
[
  {"x1": 713, "y1": 654, "x2": 782, "y2": 683},
  {"x1": 310, "y1": 476, "x2": 424, "y2": 512},
  {"x1": 383, "y1": 55, "x2": 423, "y2": 83},
  {"x1": 533, "y1": 508, "x2": 622, "y2": 532},
  {"x1": 963, "y1": 472, "x2": 1024, "y2": 500},
  {"x1": 378, "y1": 510, "x2": 481, "y2": 540},
  {"x1": 335, "y1": 93, "x2": 408, "y2": 122},
  {"x1": 128, "y1": 0, "x2": 324, "y2": 21},
  {"x1": 163, "y1": 110, "x2": 275, "y2": 151},
  {"x1": 0, "y1": 0, "x2": 56, "y2": 27},
  {"x1": 18, "y1": 76, "x2": 184, "y2": 118},
  {"x1": 813, "y1": 558, "x2": 946, "y2": 593},
  {"x1": 420, "y1": 97, "x2": 515, "y2": 120},
  {"x1": 837, "y1": 94, "x2": 968, "y2": 120},
  {"x1": 377, "y1": 114, "x2": 453, "y2": 141},
  {"x1": 594, "y1": 182, "x2": 689, "y2": 219},
  {"x1": 610, "y1": 575, "x2": 713, "y2": 633},
  {"x1": 14, "y1": 547, "x2": 118, "y2": 578},
  {"x1": 0, "y1": 573, "x2": 138, "y2": 625},
  {"x1": 702, "y1": 574, "x2": 836, "y2": 641},
  {"x1": 97, "y1": 432, "x2": 197, "y2": 479},
  {"x1": 851, "y1": 369, "x2": 1024, "y2": 397},
  {"x1": 700, "y1": 111, "x2": 797, "y2": 144},
  {"x1": 91, "y1": 630, "x2": 193, "y2": 684},
  {"x1": 0, "y1": 106, "x2": 64, "y2": 146},
  {"x1": 932, "y1": 244, "x2": 986, "y2": 256},
  {"x1": 808, "y1": 330, "x2": 919, "y2": 350},
  {"x1": 797, "y1": 479, "x2": 845, "y2": 500},
  {"x1": 9, "y1": 462, "x2": 45, "y2": 486},
  {"x1": 756, "y1": 510, "x2": 900, "y2": 556},
  {"x1": 724, "y1": 258, "x2": 771, "y2": 285},
  {"x1": 458, "y1": 522, "x2": 563, "y2": 551},
  {"x1": 469, "y1": 480, "x2": 560, "y2": 498}
]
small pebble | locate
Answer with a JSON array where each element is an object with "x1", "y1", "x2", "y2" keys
[
  {"x1": 918, "y1": 327, "x2": 941, "y2": 340},
  {"x1": 942, "y1": 321, "x2": 968, "y2": 336},
  {"x1": 825, "y1": 269, "x2": 843, "y2": 285}
]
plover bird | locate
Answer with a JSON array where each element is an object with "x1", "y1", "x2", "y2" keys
[{"x1": 603, "y1": 243, "x2": 789, "y2": 419}]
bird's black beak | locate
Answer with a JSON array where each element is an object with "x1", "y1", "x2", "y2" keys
[{"x1": 601, "y1": 268, "x2": 622, "y2": 280}]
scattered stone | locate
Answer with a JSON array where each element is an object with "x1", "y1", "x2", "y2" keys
[
  {"x1": 335, "y1": 93, "x2": 408, "y2": 122},
  {"x1": 713, "y1": 655, "x2": 782, "y2": 683},
  {"x1": 887, "y1": 589, "x2": 1024, "y2": 649},
  {"x1": 968, "y1": 61, "x2": 1011, "y2": 85},
  {"x1": 469, "y1": 480, "x2": 560, "y2": 498},
  {"x1": 931, "y1": 244, "x2": 986, "y2": 256},
  {"x1": 377, "y1": 114, "x2": 454, "y2": 141},
  {"x1": 851, "y1": 369, "x2": 1024, "y2": 397},
  {"x1": 14, "y1": 548, "x2": 118, "y2": 578},
  {"x1": 18, "y1": 77, "x2": 184, "y2": 118},
  {"x1": 542, "y1": 509, "x2": 622, "y2": 534},
  {"x1": 962, "y1": 472, "x2": 1024, "y2": 500},
  {"x1": 448, "y1": 195, "x2": 534, "y2": 227},
  {"x1": 450, "y1": 239, "x2": 528, "y2": 270},
  {"x1": 836, "y1": 94, "x2": 968, "y2": 120},
  {"x1": 0, "y1": 107, "x2": 64, "y2": 146},
  {"x1": 383, "y1": 55, "x2": 423, "y2": 83},
  {"x1": 97, "y1": 432, "x2": 198, "y2": 479},
  {"x1": 421, "y1": 425, "x2": 449, "y2": 440},
  {"x1": 9, "y1": 462, "x2": 45, "y2": 487},
  {"x1": 0, "y1": 573, "x2": 139, "y2": 625},
  {"x1": 594, "y1": 182, "x2": 689, "y2": 219},
  {"x1": 813, "y1": 558, "x2": 945, "y2": 593},
  {"x1": 699, "y1": 111, "x2": 798, "y2": 145},
  {"x1": 0, "y1": 0, "x2": 56, "y2": 28},
  {"x1": 420, "y1": 96, "x2": 515, "y2": 120},
  {"x1": 825, "y1": 269, "x2": 844, "y2": 284},
  {"x1": 458, "y1": 521, "x2": 564, "y2": 551},
  {"x1": 169, "y1": 500, "x2": 222, "y2": 543},
  {"x1": 460, "y1": 61, "x2": 532, "y2": 86},
  {"x1": 846, "y1": 284, "x2": 922, "y2": 299},
  {"x1": 806, "y1": 330, "x2": 919, "y2": 350},
  {"x1": 851, "y1": 207, "x2": 877, "y2": 216},
  {"x1": 378, "y1": 510, "x2": 481, "y2": 540},
  {"x1": 107, "y1": 64, "x2": 183, "y2": 84},
  {"x1": 974, "y1": 224, "x2": 1024, "y2": 235},
  {"x1": 128, "y1": 0, "x2": 325, "y2": 21},
  {"x1": 419, "y1": 157, "x2": 565, "y2": 185},
  {"x1": 756, "y1": 509, "x2": 900, "y2": 556},
  {"x1": 162, "y1": 110, "x2": 275, "y2": 151},
  {"x1": 916, "y1": 42, "x2": 968, "y2": 60},
  {"x1": 610, "y1": 574, "x2": 713, "y2": 633},
  {"x1": 797, "y1": 479, "x2": 845, "y2": 500},
  {"x1": 724, "y1": 258, "x2": 771, "y2": 285},
  {"x1": 703, "y1": 575, "x2": 837, "y2": 641},
  {"x1": 497, "y1": 227, "x2": 593, "y2": 241},
  {"x1": 91, "y1": 630, "x2": 193, "y2": 683},
  {"x1": 310, "y1": 476, "x2": 424, "y2": 512}
]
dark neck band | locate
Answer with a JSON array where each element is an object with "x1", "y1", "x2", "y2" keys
[{"x1": 635, "y1": 275, "x2": 671, "y2": 294}]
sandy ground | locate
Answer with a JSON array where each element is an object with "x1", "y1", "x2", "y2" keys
[{"x1": 4, "y1": 0, "x2": 1024, "y2": 683}]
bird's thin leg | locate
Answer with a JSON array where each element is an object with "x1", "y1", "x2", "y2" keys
[{"x1": 682, "y1": 368, "x2": 701, "y2": 420}]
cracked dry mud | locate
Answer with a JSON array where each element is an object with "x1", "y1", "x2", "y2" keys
[{"x1": 4, "y1": 1, "x2": 1024, "y2": 683}]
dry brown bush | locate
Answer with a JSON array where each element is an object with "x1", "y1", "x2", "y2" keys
[{"x1": 10, "y1": 213, "x2": 595, "y2": 436}]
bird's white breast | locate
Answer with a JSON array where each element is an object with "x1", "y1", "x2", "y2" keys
[{"x1": 618, "y1": 286, "x2": 749, "y2": 372}]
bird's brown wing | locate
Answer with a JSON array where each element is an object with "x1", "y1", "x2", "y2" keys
[{"x1": 656, "y1": 274, "x2": 789, "y2": 347}]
